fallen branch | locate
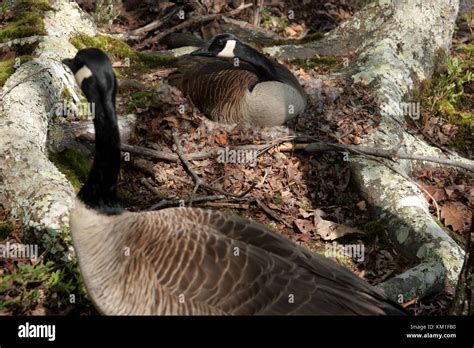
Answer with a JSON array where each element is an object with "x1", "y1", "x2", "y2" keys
[
  {"x1": 78, "y1": 132, "x2": 473, "y2": 172},
  {"x1": 137, "y1": 2, "x2": 253, "y2": 49},
  {"x1": 140, "y1": 177, "x2": 165, "y2": 199},
  {"x1": 130, "y1": 158, "x2": 155, "y2": 177},
  {"x1": 78, "y1": 133, "x2": 182, "y2": 162},
  {"x1": 127, "y1": 5, "x2": 183, "y2": 39},
  {"x1": 197, "y1": 202, "x2": 250, "y2": 210},
  {"x1": 280, "y1": 142, "x2": 474, "y2": 172},
  {"x1": 149, "y1": 195, "x2": 226, "y2": 210},
  {"x1": 219, "y1": 15, "x2": 289, "y2": 46}
]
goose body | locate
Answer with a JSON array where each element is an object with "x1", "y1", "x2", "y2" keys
[
  {"x1": 64, "y1": 48, "x2": 406, "y2": 315},
  {"x1": 168, "y1": 34, "x2": 307, "y2": 127}
]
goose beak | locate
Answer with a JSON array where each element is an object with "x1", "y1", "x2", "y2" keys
[{"x1": 190, "y1": 47, "x2": 213, "y2": 57}]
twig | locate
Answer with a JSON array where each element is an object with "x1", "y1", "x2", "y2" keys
[
  {"x1": 172, "y1": 128, "x2": 204, "y2": 202},
  {"x1": 140, "y1": 178, "x2": 163, "y2": 197},
  {"x1": 149, "y1": 195, "x2": 225, "y2": 210},
  {"x1": 402, "y1": 297, "x2": 419, "y2": 308},
  {"x1": 255, "y1": 199, "x2": 292, "y2": 228},
  {"x1": 130, "y1": 158, "x2": 155, "y2": 176},
  {"x1": 204, "y1": 181, "x2": 257, "y2": 198},
  {"x1": 197, "y1": 202, "x2": 250, "y2": 210},
  {"x1": 138, "y1": 2, "x2": 253, "y2": 49},
  {"x1": 171, "y1": 128, "x2": 257, "y2": 200},
  {"x1": 209, "y1": 174, "x2": 232, "y2": 186},
  {"x1": 78, "y1": 133, "x2": 181, "y2": 162},
  {"x1": 255, "y1": 135, "x2": 298, "y2": 157},
  {"x1": 253, "y1": 0, "x2": 263, "y2": 26},
  {"x1": 128, "y1": 5, "x2": 183, "y2": 38},
  {"x1": 288, "y1": 141, "x2": 474, "y2": 172}
]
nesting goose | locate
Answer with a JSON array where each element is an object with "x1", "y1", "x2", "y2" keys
[
  {"x1": 168, "y1": 33, "x2": 307, "y2": 127},
  {"x1": 63, "y1": 48, "x2": 405, "y2": 315}
]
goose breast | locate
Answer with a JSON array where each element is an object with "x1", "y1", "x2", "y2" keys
[{"x1": 245, "y1": 81, "x2": 306, "y2": 127}]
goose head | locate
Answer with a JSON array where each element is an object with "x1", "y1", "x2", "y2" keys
[
  {"x1": 191, "y1": 33, "x2": 242, "y2": 59},
  {"x1": 62, "y1": 48, "x2": 116, "y2": 102},
  {"x1": 191, "y1": 33, "x2": 278, "y2": 82}
]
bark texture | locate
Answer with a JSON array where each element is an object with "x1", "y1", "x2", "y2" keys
[
  {"x1": 0, "y1": 0, "x2": 97, "y2": 261},
  {"x1": 266, "y1": 0, "x2": 469, "y2": 300}
]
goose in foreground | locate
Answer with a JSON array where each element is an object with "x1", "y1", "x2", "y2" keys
[
  {"x1": 63, "y1": 48, "x2": 406, "y2": 315},
  {"x1": 168, "y1": 33, "x2": 307, "y2": 127}
]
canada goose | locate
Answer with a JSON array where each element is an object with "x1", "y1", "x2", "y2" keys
[
  {"x1": 62, "y1": 48, "x2": 406, "y2": 315},
  {"x1": 168, "y1": 33, "x2": 307, "y2": 127}
]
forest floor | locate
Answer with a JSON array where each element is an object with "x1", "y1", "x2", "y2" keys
[{"x1": 0, "y1": 0, "x2": 472, "y2": 316}]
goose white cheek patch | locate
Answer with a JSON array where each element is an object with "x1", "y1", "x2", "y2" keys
[
  {"x1": 75, "y1": 65, "x2": 93, "y2": 87},
  {"x1": 217, "y1": 40, "x2": 236, "y2": 58}
]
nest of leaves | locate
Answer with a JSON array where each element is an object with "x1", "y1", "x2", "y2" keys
[{"x1": 111, "y1": 62, "x2": 421, "y2": 308}]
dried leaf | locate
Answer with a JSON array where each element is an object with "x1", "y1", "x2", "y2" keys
[
  {"x1": 356, "y1": 200, "x2": 367, "y2": 211},
  {"x1": 294, "y1": 219, "x2": 314, "y2": 234},
  {"x1": 440, "y1": 201, "x2": 472, "y2": 232},
  {"x1": 214, "y1": 133, "x2": 228, "y2": 145},
  {"x1": 299, "y1": 208, "x2": 314, "y2": 218},
  {"x1": 314, "y1": 210, "x2": 364, "y2": 240}
]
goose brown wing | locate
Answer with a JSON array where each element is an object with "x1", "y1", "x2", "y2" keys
[
  {"x1": 130, "y1": 208, "x2": 405, "y2": 315},
  {"x1": 168, "y1": 56, "x2": 258, "y2": 122}
]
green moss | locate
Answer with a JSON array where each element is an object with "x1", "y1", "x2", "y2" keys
[
  {"x1": 363, "y1": 220, "x2": 385, "y2": 235},
  {"x1": 334, "y1": 192, "x2": 358, "y2": 206},
  {"x1": 271, "y1": 192, "x2": 283, "y2": 205},
  {"x1": 0, "y1": 59, "x2": 15, "y2": 86},
  {"x1": 423, "y1": 56, "x2": 473, "y2": 154},
  {"x1": 0, "y1": 55, "x2": 31, "y2": 86},
  {"x1": 0, "y1": 0, "x2": 52, "y2": 38},
  {"x1": 0, "y1": 1, "x2": 9, "y2": 14},
  {"x1": 437, "y1": 99, "x2": 457, "y2": 117},
  {"x1": 60, "y1": 86, "x2": 72, "y2": 101},
  {"x1": 451, "y1": 122, "x2": 474, "y2": 153},
  {"x1": 117, "y1": 189, "x2": 139, "y2": 207},
  {"x1": 26, "y1": 0, "x2": 53, "y2": 11},
  {"x1": 70, "y1": 34, "x2": 176, "y2": 78},
  {"x1": 138, "y1": 52, "x2": 177, "y2": 69},
  {"x1": 0, "y1": 12, "x2": 46, "y2": 42},
  {"x1": 126, "y1": 89, "x2": 155, "y2": 112},
  {"x1": 0, "y1": 222, "x2": 14, "y2": 238},
  {"x1": 459, "y1": 44, "x2": 474, "y2": 54},
  {"x1": 290, "y1": 55, "x2": 342, "y2": 70},
  {"x1": 299, "y1": 200, "x2": 313, "y2": 210},
  {"x1": 49, "y1": 148, "x2": 91, "y2": 192},
  {"x1": 360, "y1": 220, "x2": 390, "y2": 246},
  {"x1": 260, "y1": 7, "x2": 288, "y2": 34},
  {"x1": 71, "y1": 34, "x2": 138, "y2": 61},
  {"x1": 298, "y1": 32, "x2": 325, "y2": 44}
]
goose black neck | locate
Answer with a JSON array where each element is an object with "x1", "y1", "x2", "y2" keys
[
  {"x1": 78, "y1": 88, "x2": 121, "y2": 214},
  {"x1": 238, "y1": 44, "x2": 278, "y2": 82}
]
